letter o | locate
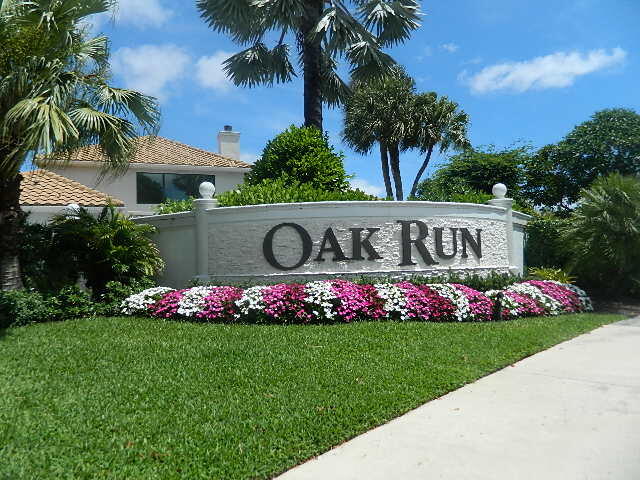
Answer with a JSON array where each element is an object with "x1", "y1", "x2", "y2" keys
[{"x1": 263, "y1": 223, "x2": 313, "y2": 271}]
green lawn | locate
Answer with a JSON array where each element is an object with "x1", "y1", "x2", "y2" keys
[{"x1": 0, "y1": 314, "x2": 623, "y2": 479}]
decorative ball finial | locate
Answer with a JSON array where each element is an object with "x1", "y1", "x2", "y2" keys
[
  {"x1": 199, "y1": 182, "x2": 216, "y2": 199},
  {"x1": 492, "y1": 183, "x2": 507, "y2": 199}
]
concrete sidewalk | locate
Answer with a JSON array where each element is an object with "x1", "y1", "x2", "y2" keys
[{"x1": 279, "y1": 318, "x2": 640, "y2": 480}]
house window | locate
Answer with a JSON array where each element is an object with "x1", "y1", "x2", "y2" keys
[{"x1": 136, "y1": 173, "x2": 216, "y2": 204}]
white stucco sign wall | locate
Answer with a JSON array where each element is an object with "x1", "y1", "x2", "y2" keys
[{"x1": 136, "y1": 194, "x2": 529, "y2": 288}]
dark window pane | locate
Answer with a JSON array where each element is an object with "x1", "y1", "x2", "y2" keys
[
  {"x1": 165, "y1": 174, "x2": 215, "y2": 200},
  {"x1": 137, "y1": 173, "x2": 164, "y2": 204}
]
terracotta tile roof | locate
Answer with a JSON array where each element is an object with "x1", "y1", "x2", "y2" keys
[
  {"x1": 41, "y1": 136, "x2": 252, "y2": 169},
  {"x1": 20, "y1": 170, "x2": 125, "y2": 207}
]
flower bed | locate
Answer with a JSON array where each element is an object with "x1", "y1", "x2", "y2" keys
[{"x1": 121, "y1": 280, "x2": 592, "y2": 324}]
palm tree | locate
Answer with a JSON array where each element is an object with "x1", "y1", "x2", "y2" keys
[
  {"x1": 342, "y1": 66, "x2": 415, "y2": 200},
  {"x1": 0, "y1": 0, "x2": 160, "y2": 291},
  {"x1": 562, "y1": 173, "x2": 640, "y2": 296},
  {"x1": 407, "y1": 93, "x2": 470, "y2": 198},
  {"x1": 197, "y1": 0, "x2": 422, "y2": 130}
]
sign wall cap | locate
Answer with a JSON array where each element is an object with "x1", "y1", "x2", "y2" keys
[
  {"x1": 199, "y1": 182, "x2": 216, "y2": 199},
  {"x1": 492, "y1": 183, "x2": 508, "y2": 199}
]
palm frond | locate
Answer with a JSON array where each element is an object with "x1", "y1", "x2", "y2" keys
[
  {"x1": 224, "y1": 42, "x2": 295, "y2": 87},
  {"x1": 358, "y1": 0, "x2": 422, "y2": 47}
]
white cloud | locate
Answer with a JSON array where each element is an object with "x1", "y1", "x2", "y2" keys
[
  {"x1": 441, "y1": 43, "x2": 460, "y2": 53},
  {"x1": 115, "y1": 0, "x2": 172, "y2": 28},
  {"x1": 112, "y1": 44, "x2": 190, "y2": 101},
  {"x1": 463, "y1": 47, "x2": 626, "y2": 94},
  {"x1": 416, "y1": 45, "x2": 433, "y2": 62},
  {"x1": 351, "y1": 179, "x2": 385, "y2": 198},
  {"x1": 240, "y1": 152, "x2": 258, "y2": 164},
  {"x1": 195, "y1": 51, "x2": 234, "y2": 91}
]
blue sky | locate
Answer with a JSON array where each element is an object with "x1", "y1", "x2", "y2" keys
[{"x1": 88, "y1": 0, "x2": 638, "y2": 196}]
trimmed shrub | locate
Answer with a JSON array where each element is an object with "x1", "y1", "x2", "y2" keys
[
  {"x1": 47, "y1": 286, "x2": 95, "y2": 319},
  {"x1": 0, "y1": 290, "x2": 55, "y2": 328},
  {"x1": 246, "y1": 125, "x2": 349, "y2": 191},
  {"x1": 154, "y1": 197, "x2": 194, "y2": 215},
  {"x1": 217, "y1": 178, "x2": 376, "y2": 207}
]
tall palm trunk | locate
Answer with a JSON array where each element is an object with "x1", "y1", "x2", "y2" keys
[
  {"x1": 0, "y1": 173, "x2": 25, "y2": 291},
  {"x1": 389, "y1": 143, "x2": 403, "y2": 201},
  {"x1": 380, "y1": 142, "x2": 393, "y2": 199},
  {"x1": 409, "y1": 144, "x2": 435, "y2": 198},
  {"x1": 301, "y1": 0, "x2": 323, "y2": 130}
]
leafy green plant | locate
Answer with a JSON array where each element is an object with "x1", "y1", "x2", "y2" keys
[
  {"x1": 97, "y1": 279, "x2": 156, "y2": 316},
  {"x1": 524, "y1": 213, "x2": 571, "y2": 269},
  {"x1": 528, "y1": 267, "x2": 575, "y2": 284},
  {"x1": 154, "y1": 197, "x2": 194, "y2": 215},
  {"x1": 218, "y1": 178, "x2": 376, "y2": 207},
  {"x1": 50, "y1": 205, "x2": 164, "y2": 297},
  {"x1": 562, "y1": 173, "x2": 640, "y2": 296},
  {"x1": 47, "y1": 286, "x2": 95, "y2": 320},
  {"x1": 246, "y1": 126, "x2": 350, "y2": 191},
  {"x1": 0, "y1": 289, "x2": 54, "y2": 328},
  {"x1": 414, "y1": 146, "x2": 532, "y2": 205}
]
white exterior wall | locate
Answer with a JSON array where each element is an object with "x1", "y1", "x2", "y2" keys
[
  {"x1": 136, "y1": 201, "x2": 530, "y2": 288},
  {"x1": 47, "y1": 162, "x2": 248, "y2": 216}
]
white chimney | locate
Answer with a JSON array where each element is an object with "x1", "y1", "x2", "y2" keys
[{"x1": 217, "y1": 125, "x2": 240, "y2": 161}]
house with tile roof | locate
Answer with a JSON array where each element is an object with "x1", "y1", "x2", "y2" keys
[
  {"x1": 21, "y1": 170, "x2": 126, "y2": 223},
  {"x1": 25, "y1": 126, "x2": 251, "y2": 221}
]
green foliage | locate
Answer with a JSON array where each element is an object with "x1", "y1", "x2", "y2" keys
[
  {"x1": 97, "y1": 278, "x2": 156, "y2": 316},
  {"x1": 0, "y1": 289, "x2": 53, "y2": 328},
  {"x1": 47, "y1": 285, "x2": 95, "y2": 320},
  {"x1": 562, "y1": 173, "x2": 640, "y2": 296},
  {"x1": 153, "y1": 197, "x2": 194, "y2": 215},
  {"x1": 414, "y1": 146, "x2": 534, "y2": 211},
  {"x1": 50, "y1": 205, "x2": 164, "y2": 297},
  {"x1": 528, "y1": 267, "x2": 575, "y2": 284},
  {"x1": 218, "y1": 177, "x2": 376, "y2": 207},
  {"x1": 524, "y1": 214, "x2": 571, "y2": 269},
  {"x1": 0, "y1": 315, "x2": 619, "y2": 478},
  {"x1": 247, "y1": 126, "x2": 349, "y2": 191},
  {"x1": 524, "y1": 108, "x2": 640, "y2": 209},
  {"x1": 18, "y1": 219, "x2": 78, "y2": 292}
]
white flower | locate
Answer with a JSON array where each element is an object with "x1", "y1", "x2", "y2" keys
[
  {"x1": 235, "y1": 286, "x2": 268, "y2": 317},
  {"x1": 509, "y1": 283, "x2": 562, "y2": 315},
  {"x1": 560, "y1": 283, "x2": 594, "y2": 311},
  {"x1": 375, "y1": 283, "x2": 408, "y2": 321},
  {"x1": 429, "y1": 284, "x2": 470, "y2": 322},
  {"x1": 305, "y1": 281, "x2": 336, "y2": 320},
  {"x1": 177, "y1": 286, "x2": 213, "y2": 317},
  {"x1": 121, "y1": 287, "x2": 175, "y2": 315}
]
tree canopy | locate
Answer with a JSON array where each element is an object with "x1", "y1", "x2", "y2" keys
[{"x1": 524, "y1": 108, "x2": 640, "y2": 210}]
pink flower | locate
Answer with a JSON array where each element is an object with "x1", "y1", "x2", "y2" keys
[
  {"x1": 148, "y1": 289, "x2": 186, "y2": 318},
  {"x1": 197, "y1": 286, "x2": 243, "y2": 322}
]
